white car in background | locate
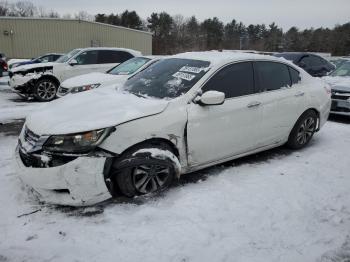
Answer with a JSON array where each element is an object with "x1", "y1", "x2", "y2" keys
[
  {"x1": 9, "y1": 47, "x2": 142, "y2": 101},
  {"x1": 57, "y1": 56, "x2": 162, "y2": 97},
  {"x1": 323, "y1": 60, "x2": 350, "y2": 116},
  {"x1": 15, "y1": 51, "x2": 331, "y2": 206}
]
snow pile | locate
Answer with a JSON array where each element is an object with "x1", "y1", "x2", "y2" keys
[
  {"x1": 323, "y1": 76, "x2": 350, "y2": 88},
  {"x1": 0, "y1": 120, "x2": 350, "y2": 262},
  {"x1": 0, "y1": 85, "x2": 44, "y2": 123}
]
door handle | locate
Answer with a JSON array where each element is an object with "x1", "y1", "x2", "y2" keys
[
  {"x1": 247, "y1": 101, "x2": 261, "y2": 108},
  {"x1": 295, "y1": 91, "x2": 305, "y2": 97}
]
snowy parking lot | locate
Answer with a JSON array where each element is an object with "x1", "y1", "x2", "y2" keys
[{"x1": 0, "y1": 81, "x2": 350, "y2": 262}]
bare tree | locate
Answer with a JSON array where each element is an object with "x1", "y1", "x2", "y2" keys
[
  {"x1": 0, "y1": 0, "x2": 10, "y2": 16},
  {"x1": 9, "y1": 1, "x2": 37, "y2": 17},
  {"x1": 75, "y1": 10, "x2": 93, "y2": 21}
]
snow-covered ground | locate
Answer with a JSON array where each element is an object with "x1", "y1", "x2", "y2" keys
[
  {"x1": 0, "y1": 80, "x2": 350, "y2": 262},
  {"x1": 0, "y1": 80, "x2": 44, "y2": 123}
]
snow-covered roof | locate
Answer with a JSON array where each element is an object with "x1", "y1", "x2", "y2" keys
[{"x1": 171, "y1": 51, "x2": 285, "y2": 67}]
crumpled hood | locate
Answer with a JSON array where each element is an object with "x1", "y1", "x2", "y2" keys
[
  {"x1": 61, "y1": 72, "x2": 127, "y2": 88},
  {"x1": 26, "y1": 88, "x2": 169, "y2": 135},
  {"x1": 11, "y1": 62, "x2": 58, "y2": 73}
]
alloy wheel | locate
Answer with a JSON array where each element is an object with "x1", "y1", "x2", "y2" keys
[
  {"x1": 37, "y1": 81, "x2": 57, "y2": 100},
  {"x1": 132, "y1": 164, "x2": 171, "y2": 194},
  {"x1": 296, "y1": 117, "x2": 316, "y2": 145}
]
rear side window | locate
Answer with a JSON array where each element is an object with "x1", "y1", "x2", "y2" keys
[
  {"x1": 289, "y1": 67, "x2": 301, "y2": 85},
  {"x1": 98, "y1": 50, "x2": 134, "y2": 64},
  {"x1": 202, "y1": 62, "x2": 255, "y2": 98},
  {"x1": 254, "y1": 61, "x2": 291, "y2": 91}
]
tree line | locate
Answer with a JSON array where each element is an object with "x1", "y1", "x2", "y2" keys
[{"x1": 1, "y1": 1, "x2": 349, "y2": 56}]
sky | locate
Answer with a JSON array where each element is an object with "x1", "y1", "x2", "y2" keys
[{"x1": 26, "y1": 0, "x2": 350, "y2": 31}]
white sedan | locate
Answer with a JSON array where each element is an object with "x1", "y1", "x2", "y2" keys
[
  {"x1": 57, "y1": 56, "x2": 161, "y2": 97},
  {"x1": 15, "y1": 51, "x2": 331, "y2": 206}
]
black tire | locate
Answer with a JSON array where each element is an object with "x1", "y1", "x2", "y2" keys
[
  {"x1": 34, "y1": 78, "x2": 58, "y2": 102},
  {"x1": 287, "y1": 110, "x2": 318, "y2": 149},
  {"x1": 112, "y1": 143, "x2": 179, "y2": 197}
]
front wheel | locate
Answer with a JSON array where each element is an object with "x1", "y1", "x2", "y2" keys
[
  {"x1": 113, "y1": 146, "x2": 180, "y2": 197},
  {"x1": 287, "y1": 110, "x2": 317, "y2": 149},
  {"x1": 34, "y1": 78, "x2": 58, "y2": 102}
]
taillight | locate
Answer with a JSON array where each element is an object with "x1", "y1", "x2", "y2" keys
[{"x1": 4, "y1": 63, "x2": 8, "y2": 71}]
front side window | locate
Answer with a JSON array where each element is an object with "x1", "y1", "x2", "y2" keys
[
  {"x1": 254, "y1": 61, "x2": 291, "y2": 91},
  {"x1": 75, "y1": 51, "x2": 98, "y2": 65},
  {"x1": 300, "y1": 55, "x2": 322, "y2": 67},
  {"x1": 123, "y1": 58, "x2": 210, "y2": 99},
  {"x1": 108, "y1": 57, "x2": 151, "y2": 75},
  {"x1": 202, "y1": 62, "x2": 255, "y2": 98}
]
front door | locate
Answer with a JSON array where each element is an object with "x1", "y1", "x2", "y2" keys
[{"x1": 187, "y1": 62, "x2": 262, "y2": 166}]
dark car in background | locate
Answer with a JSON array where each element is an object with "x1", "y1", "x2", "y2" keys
[
  {"x1": 274, "y1": 52, "x2": 335, "y2": 77},
  {"x1": 9, "y1": 53, "x2": 64, "y2": 69},
  {"x1": 0, "y1": 52, "x2": 8, "y2": 77}
]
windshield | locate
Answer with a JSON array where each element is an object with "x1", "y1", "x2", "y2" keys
[
  {"x1": 56, "y1": 49, "x2": 81, "y2": 63},
  {"x1": 108, "y1": 57, "x2": 151, "y2": 75},
  {"x1": 123, "y1": 58, "x2": 210, "y2": 99},
  {"x1": 331, "y1": 61, "x2": 350, "y2": 77}
]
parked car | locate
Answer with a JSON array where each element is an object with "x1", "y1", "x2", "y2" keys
[
  {"x1": 274, "y1": 52, "x2": 335, "y2": 77},
  {"x1": 9, "y1": 53, "x2": 64, "y2": 69},
  {"x1": 328, "y1": 57, "x2": 350, "y2": 69},
  {"x1": 0, "y1": 58, "x2": 8, "y2": 77},
  {"x1": 0, "y1": 52, "x2": 8, "y2": 77},
  {"x1": 9, "y1": 47, "x2": 142, "y2": 101},
  {"x1": 15, "y1": 51, "x2": 331, "y2": 206},
  {"x1": 323, "y1": 61, "x2": 350, "y2": 116},
  {"x1": 57, "y1": 56, "x2": 162, "y2": 97}
]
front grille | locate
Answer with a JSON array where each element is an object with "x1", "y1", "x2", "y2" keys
[
  {"x1": 19, "y1": 149, "x2": 43, "y2": 167},
  {"x1": 24, "y1": 127, "x2": 40, "y2": 147},
  {"x1": 332, "y1": 90, "x2": 350, "y2": 100}
]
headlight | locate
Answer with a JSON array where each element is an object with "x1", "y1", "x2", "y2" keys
[
  {"x1": 70, "y1": 83, "x2": 101, "y2": 94},
  {"x1": 43, "y1": 128, "x2": 113, "y2": 153}
]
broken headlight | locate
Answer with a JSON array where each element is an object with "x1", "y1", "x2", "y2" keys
[
  {"x1": 43, "y1": 128, "x2": 112, "y2": 153},
  {"x1": 70, "y1": 83, "x2": 101, "y2": 94}
]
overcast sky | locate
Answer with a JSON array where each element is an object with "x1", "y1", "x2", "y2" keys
[{"x1": 27, "y1": 0, "x2": 349, "y2": 30}]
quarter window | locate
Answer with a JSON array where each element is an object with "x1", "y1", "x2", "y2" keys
[
  {"x1": 289, "y1": 67, "x2": 301, "y2": 85},
  {"x1": 254, "y1": 61, "x2": 291, "y2": 91},
  {"x1": 98, "y1": 51, "x2": 134, "y2": 64},
  {"x1": 202, "y1": 62, "x2": 255, "y2": 98}
]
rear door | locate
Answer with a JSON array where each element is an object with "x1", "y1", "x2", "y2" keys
[
  {"x1": 187, "y1": 62, "x2": 263, "y2": 166},
  {"x1": 253, "y1": 61, "x2": 306, "y2": 147}
]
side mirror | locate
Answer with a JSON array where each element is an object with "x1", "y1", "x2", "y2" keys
[
  {"x1": 69, "y1": 59, "x2": 78, "y2": 66},
  {"x1": 198, "y1": 91, "x2": 225, "y2": 106}
]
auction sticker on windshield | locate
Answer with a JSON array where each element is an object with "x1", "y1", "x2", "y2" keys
[
  {"x1": 179, "y1": 66, "x2": 208, "y2": 74},
  {"x1": 172, "y1": 72, "x2": 196, "y2": 81}
]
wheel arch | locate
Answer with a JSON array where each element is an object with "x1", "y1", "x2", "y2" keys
[{"x1": 36, "y1": 74, "x2": 60, "y2": 87}]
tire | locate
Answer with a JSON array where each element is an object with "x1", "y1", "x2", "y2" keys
[
  {"x1": 34, "y1": 78, "x2": 58, "y2": 102},
  {"x1": 112, "y1": 144, "x2": 179, "y2": 197},
  {"x1": 287, "y1": 110, "x2": 318, "y2": 149}
]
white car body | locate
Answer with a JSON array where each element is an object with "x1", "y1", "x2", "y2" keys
[
  {"x1": 15, "y1": 52, "x2": 331, "y2": 206},
  {"x1": 56, "y1": 56, "x2": 161, "y2": 97},
  {"x1": 8, "y1": 47, "x2": 142, "y2": 100}
]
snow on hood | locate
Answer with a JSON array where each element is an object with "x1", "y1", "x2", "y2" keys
[
  {"x1": 61, "y1": 72, "x2": 127, "y2": 88},
  {"x1": 323, "y1": 76, "x2": 350, "y2": 91},
  {"x1": 26, "y1": 88, "x2": 169, "y2": 135},
  {"x1": 11, "y1": 62, "x2": 58, "y2": 72}
]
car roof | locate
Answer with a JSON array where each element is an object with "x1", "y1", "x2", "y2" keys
[
  {"x1": 170, "y1": 51, "x2": 289, "y2": 68},
  {"x1": 78, "y1": 47, "x2": 142, "y2": 57}
]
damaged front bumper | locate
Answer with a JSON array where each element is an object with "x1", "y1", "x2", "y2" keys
[
  {"x1": 15, "y1": 146, "x2": 112, "y2": 206},
  {"x1": 9, "y1": 74, "x2": 36, "y2": 97}
]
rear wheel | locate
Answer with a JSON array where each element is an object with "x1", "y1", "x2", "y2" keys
[
  {"x1": 112, "y1": 144, "x2": 179, "y2": 197},
  {"x1": 287, "y1": 110, "x2": 318, "y2": 149},
  {"x1": 34, "y1": 78, "x2": 58, "y2": 102}
]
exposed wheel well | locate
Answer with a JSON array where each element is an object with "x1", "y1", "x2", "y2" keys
[{"x1": 36, "y1": 75, "x2": 60, "y2": 87}]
